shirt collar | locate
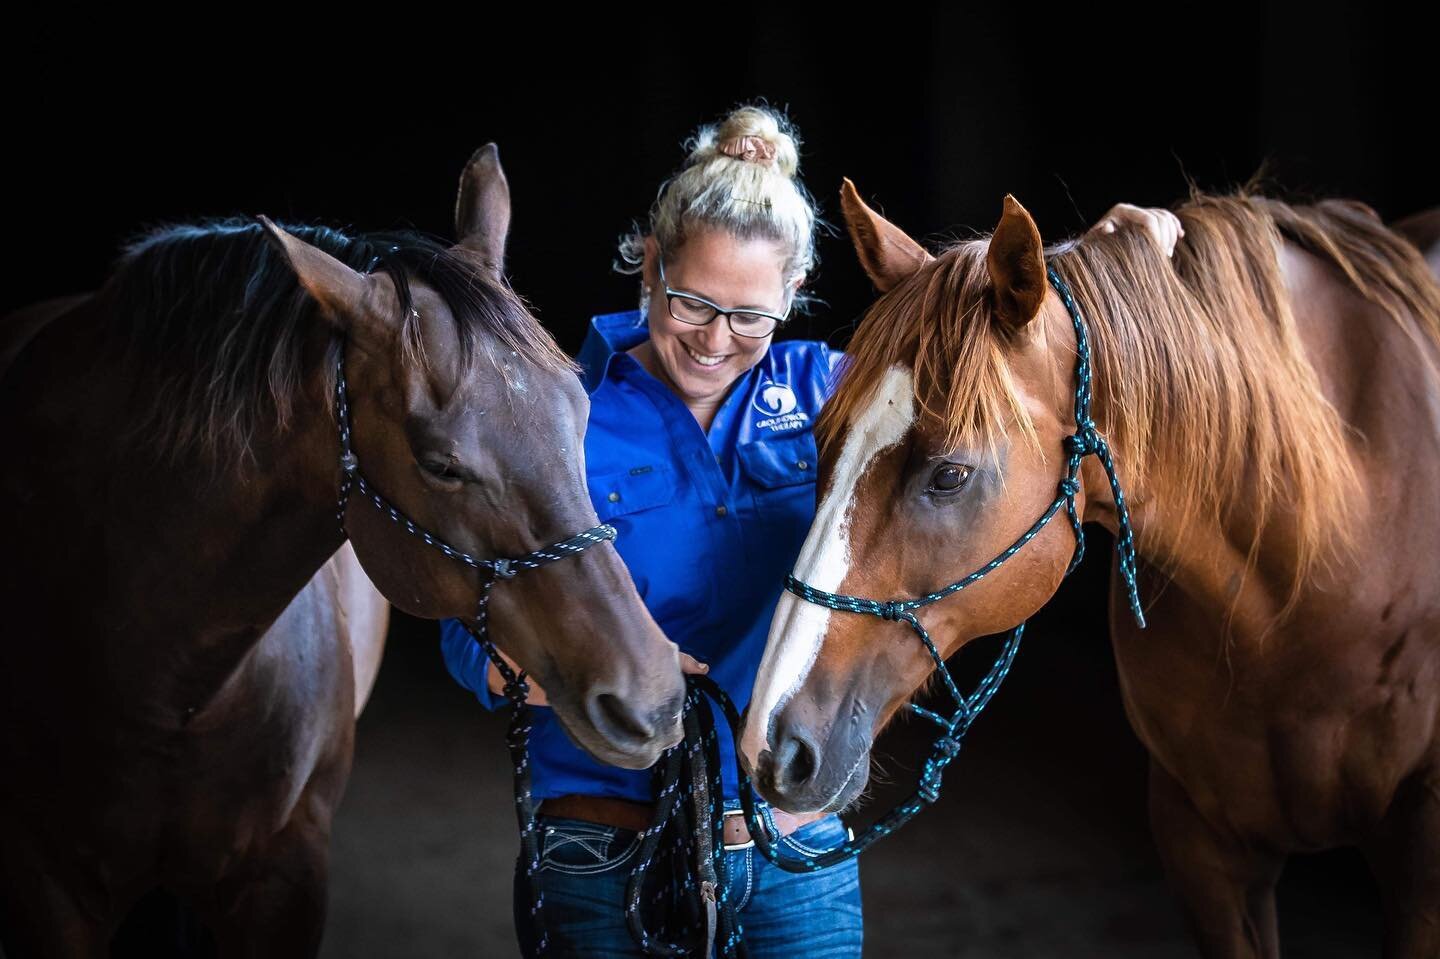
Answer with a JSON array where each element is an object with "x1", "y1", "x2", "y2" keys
[{"x1": 577, "y1": 309, "x2": 649, "y2": 394}]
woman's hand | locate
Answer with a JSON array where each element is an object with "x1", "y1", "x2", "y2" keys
[
  {"x1": 487, "y1": 650, "x2": 710, "y2": 707},
  {"x1": 1089, "y1": 204, "x2": 1184, "y2": 258}
]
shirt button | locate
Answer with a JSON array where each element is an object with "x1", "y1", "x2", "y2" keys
[
  {"x1": 607, "y1": 492, "x2": 620, "y2": 503},
  {"x1": 796, "y1": 460, "x2": 809, "y2": 470},
  {"x1": 715, "y1": 505, "x2": 728, "y2": 518}
]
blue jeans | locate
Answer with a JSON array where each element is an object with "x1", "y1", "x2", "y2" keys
[{"x1": 514, "y1": 808, "x2": 863, "y2": 957}]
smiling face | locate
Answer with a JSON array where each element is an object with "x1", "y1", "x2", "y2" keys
[{"x1": 636, "y1": 228, "x2": 795, "y2": 421}]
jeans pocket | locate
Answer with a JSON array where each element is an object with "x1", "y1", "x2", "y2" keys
[
  {"x1": 538, "y1": 817, "x2": 642, "y2": 876},
  {"x1": 778, "y1": 815, "x2": 849, "y2": 857}
]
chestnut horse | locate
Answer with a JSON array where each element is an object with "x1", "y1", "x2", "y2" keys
[
  {"x1": 0, "y1": 147, "x2": 684, "y2": 957},
  {"x1": 742, "y1": 182, "x2": 1440, "y2": 958}
]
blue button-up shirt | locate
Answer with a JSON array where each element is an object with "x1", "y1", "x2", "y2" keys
[{"x1": 441, "y1": 309, "x2": 841, "y2": 802}]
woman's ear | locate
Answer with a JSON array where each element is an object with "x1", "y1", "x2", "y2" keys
[{"x1": 642, "y1": 235, "x2": 659, "y2": 289}]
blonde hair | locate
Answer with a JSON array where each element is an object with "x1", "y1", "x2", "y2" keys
[{"x1": 617, "y1": 103, "x2": 820, "y2": 316}]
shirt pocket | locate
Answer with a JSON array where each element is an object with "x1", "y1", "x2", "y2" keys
[
  {"x1": 737, "y1": 432, "x2": 820, "y2": 565},
  {"x1": 737, "y1": 432, "x2": 819, "y2": 492},
  {"x1": 588, "y1": 463, "x2": 678, "y2": 523}
]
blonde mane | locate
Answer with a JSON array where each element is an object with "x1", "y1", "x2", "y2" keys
[{"x1": 820, "y1": 192, "x2": 1440, "y2": 601}]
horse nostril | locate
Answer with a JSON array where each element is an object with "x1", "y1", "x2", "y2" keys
[
  {"x1": 587, "y1": 692, "x2": 654, "y2": 743},
  {"x1": 772, "y1": 727, "x2": 820, "y2": 794}
]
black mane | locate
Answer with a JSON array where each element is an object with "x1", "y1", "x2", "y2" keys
[{"x1": 105, "y1": 217, "x2": 571, "y2": 471}]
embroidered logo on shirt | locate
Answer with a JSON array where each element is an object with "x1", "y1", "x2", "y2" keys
[{"x1": 753, "y1": 379, "x2": 808, "y2": 431}]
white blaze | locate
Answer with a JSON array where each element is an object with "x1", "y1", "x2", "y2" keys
[{"x1": 740, "y1": 366, "x2": 915, "y2": 768}]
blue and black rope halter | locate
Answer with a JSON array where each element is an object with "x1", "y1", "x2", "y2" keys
[
  {"x1": 331, "y1": 263, "x2": 617, "y2": 956},
  {"x1": 712, "y1": 266, "x2": 1148, "y2": 873}
]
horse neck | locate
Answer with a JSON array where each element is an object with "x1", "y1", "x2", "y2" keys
[
  {"x1": 4, "y1": 300, "x2": 349, "y2": 704},
  {"x1": 1056, "y1": 300, "x2": 1298, "y2": 635}
]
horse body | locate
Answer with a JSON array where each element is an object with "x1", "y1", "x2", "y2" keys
[
  {"x1": 1, "y1": 287, "x2": 372, "y2": 955},
  {"x1": 0, "y1": 147, "x2": 684, "y2": 956},
  {"x1": 1105, "y1": 235, "x2": 1440, "y2": 956},
  {"x1": 745, "y1": 184, "x2": 1440, "y2": 958}
]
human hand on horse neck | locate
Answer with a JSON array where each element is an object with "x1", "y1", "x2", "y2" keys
[
  {"x1": 486, "y1": 648, "x2": 709, "y2": 707},
  {"x1": 1090, "y1": 204, "x2": 1185, "y2": 257}
]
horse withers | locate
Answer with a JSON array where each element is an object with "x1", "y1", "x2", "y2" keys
[
  {"x1": 0, "y1": 146, "x2": 685, "y2": 957},
  {"x1": 742, "y1": 181, "x2": 1440, "y2": 958}
]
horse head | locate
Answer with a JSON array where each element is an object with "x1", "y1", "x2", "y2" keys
[{"x1": 261, "y1": 146, "x2": 685, "y2": 769}]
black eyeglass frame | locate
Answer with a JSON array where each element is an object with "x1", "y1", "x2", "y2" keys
[{"x1": 655, "y1": 252, "x2": 791, "y2": 339}]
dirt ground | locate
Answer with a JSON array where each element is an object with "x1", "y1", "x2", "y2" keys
[{"x1": 319, "y1": 578, "x2": 1383, "y2": 958}]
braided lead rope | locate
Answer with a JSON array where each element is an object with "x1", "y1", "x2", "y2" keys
[
  {"x1": 713, "y1": 267, "x2": 1147, "y2": 873},
  {"x1": 624, "y1": 679, "x2": 750, "y2": 958}
]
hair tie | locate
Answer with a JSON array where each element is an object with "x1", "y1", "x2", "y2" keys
[{"x1": 718, "y1": 135, "x2": 777, "y2": 166}]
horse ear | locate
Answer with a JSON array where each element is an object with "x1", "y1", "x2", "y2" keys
[
  {"x1": 257, "y1": 216, "x2": 390, "y2": 341},
  {"x1": 840, "y1": 177, "x2": 933, "y2": 292},
  {"x1": 986, "y1": 195, "x2": 1046, "y2": 333},
  {"x1": 453, "y1": 142, "x2": 511, "y2": 279}
]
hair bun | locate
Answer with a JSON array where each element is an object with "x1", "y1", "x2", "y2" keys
[
  {"x1": 688, "y1": 104, "x2": 801, "y2": 179},
  {"x1": 718, "y1": 135, "x2": 778, "y2": 166}
]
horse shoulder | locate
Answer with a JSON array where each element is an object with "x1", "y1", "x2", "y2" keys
[{"x1": 322, "y1": 541, "x2": 389, "y2": 718}]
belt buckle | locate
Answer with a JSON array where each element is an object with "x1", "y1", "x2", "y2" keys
[{"x1": 721, "y1": 809, "x2": 754, "y2": 852}]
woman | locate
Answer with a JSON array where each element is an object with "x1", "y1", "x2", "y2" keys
[{"x1": 441, "y1": 103, "x2": 1180, "y2": 957}]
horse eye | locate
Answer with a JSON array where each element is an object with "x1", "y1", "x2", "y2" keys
[
  {"x1": 926, "y1": 463, "x2": 974, "y2": 495},
  {"x1": 418, "y1": 455, "x2": 462, "y2": 484}
]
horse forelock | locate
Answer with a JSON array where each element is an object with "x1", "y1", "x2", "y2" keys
[
  {"x1": 105, "y1": 219, "x2": 575, "y2": 475},
  {"x1": 817, "y1": 239, "x2": 1038, "y2": 474}
]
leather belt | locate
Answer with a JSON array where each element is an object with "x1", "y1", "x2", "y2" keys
[{"x1": 538, "y1": 794, "x2": 827, "y2": 851}]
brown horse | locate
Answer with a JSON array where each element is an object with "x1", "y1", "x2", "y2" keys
[
  {"x1": 741, "y1": 181, "x2": 1440, "y2": 957},
  {"x1": 0, "y1": 147, "x2": 685, "y2": 957}
]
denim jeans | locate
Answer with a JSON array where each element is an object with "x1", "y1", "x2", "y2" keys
[{"x1": 513, "y1": 807, "x2": 863, "y2": 958}]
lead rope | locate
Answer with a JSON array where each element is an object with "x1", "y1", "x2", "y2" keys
[{"x1": 329, "y1": 274, "x2": 616, "y2": 955}]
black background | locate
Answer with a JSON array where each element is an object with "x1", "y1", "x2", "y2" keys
[{"x1": 11, "y1": 7, "x2": 1430, "y2": 955}]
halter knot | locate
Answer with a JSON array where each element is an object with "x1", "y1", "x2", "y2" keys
[
  {"x1": 491, "y1": 558, "x2": 517, "y2": 580},
  {"x1": 1064, "y1": 425, "x2": 1101, "y2": 457},
  {"x1": 878, "y1": 601, "x2": 906, "y2": 621},
  {"x1": 503, "y1": 675, "x2": 530, "y2": 701},
  {"x1": 1058, "y1": 477, "x2": 1080, "y2": 497},
  {"x1": 339, "y1": 451, "x2": 359, "y2": 475}
]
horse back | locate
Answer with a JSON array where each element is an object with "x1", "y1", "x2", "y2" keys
[
  {"x1": 1393, "y1": 208, "x2": 1440, "y2": 278},
  {"x1": 1, "y1": 293, "x2": 93, "y2": 386}
]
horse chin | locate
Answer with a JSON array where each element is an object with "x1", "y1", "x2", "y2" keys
[{"x1": 818, "y1": 752, "x2": 872, "y2": 815}]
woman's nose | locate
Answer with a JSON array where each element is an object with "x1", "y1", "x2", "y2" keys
[{"x1": 698, "y1": 318, "x2": 734, "y2": 353}]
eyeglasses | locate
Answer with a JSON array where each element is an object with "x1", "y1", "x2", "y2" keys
[{"x1": 656, "y1": 253, "x2": 789, "y2": 339}]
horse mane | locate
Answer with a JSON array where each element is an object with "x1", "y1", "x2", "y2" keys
[
  {"x1": 821, "y1": 192, "x2": 1440, "y2": 600},
  {"x1": 102, "y1": 217, "x2": 574, "y2": 473}
]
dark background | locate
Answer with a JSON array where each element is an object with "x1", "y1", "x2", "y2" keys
[{"x1": 10, "y1": 7, "x2": 1429, "y2": 956}]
